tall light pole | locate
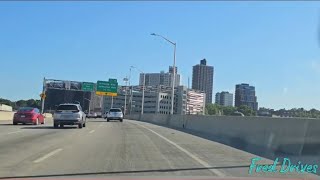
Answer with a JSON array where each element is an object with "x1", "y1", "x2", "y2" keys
[
  {"x1": 84, "y1": 98, "x2": 91, "y2": 114},
  {"x1": 129, "y1": 67, "x2": 133, "y2": 114},
  {"x1": 123, "y1": 77, "x2": 129, "y2": 115},
  {"x1": 41, "y1": 77, "x2": 46, "y2": 114},
  {"x1": 130, "y1": 66, "x2": 145, "y2": 115},
  {"x1": 151, "y1": 33, "x2": 176, "y2": 114}
]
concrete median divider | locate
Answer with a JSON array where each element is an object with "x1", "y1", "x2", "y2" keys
[{"x1": 125, "y1": 114, "x2": 319, "y2": 156}]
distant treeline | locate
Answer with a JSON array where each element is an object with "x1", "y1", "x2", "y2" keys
[
  {"x1": 205, "y1": 104, "x2": 320, "y2": 118},
  {"x1": 0, "y1": 98, "x2": 41, "y2": 110}
]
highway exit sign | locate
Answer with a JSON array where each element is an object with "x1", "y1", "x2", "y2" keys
[
  {"x1": 82, "y1": 82, "x2": 94, "y2": 92},
  {"x1": 96, "y1": 79, "x2": 118, "y2": 96}
]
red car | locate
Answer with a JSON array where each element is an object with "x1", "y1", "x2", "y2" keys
[{"x1": 13, "y1": 107, "x2": 45, "y2": 125}]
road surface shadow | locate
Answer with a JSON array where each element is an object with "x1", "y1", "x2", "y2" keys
[
  {"x1": 0, "y1": 123, "x2": 15, "y2": 126},
  {"x1": 21, "y1": 126, "x2": 78, "y2": 129},
  {"x1": 87, "y1": 120, "x2": 107, "y2": 122},
  {"x1": 0, "y1": 165, "x2": 253, "y2": 179}
]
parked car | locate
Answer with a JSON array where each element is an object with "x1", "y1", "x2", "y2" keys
[
  {"x1": 13, "y1": 107, "x2": 45, "y2": 125},
  {"x1": 105, "y1": 108, "x2": 123, "y2": 122},
  {"x1": 53, "y1": 103, "x2": 86, "y2": 128}
]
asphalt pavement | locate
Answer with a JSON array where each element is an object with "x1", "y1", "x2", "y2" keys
[{"x1": 0, "y1": 118, "x2": 317, "y2": 179}]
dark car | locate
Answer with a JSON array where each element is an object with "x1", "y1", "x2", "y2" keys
[{"x1": 13, "y1": 107, "x2": 45, "y2": 125}]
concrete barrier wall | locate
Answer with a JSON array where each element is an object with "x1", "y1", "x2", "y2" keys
[
  {"x1": 0, "y1": 104, "x2": 13, "y2": 111},
  {"x1": 0, "y1": 111, "x2": 15, "y2": 121},
  {"x1": 126, "y1": 114, "x2": 319, "y2": 155},
  {"x1": 44, "y1": 113, "x2": 52, "y2": 118},
  {"x1": 0, "y1": 111, "x2": 53, "y2": 120}
]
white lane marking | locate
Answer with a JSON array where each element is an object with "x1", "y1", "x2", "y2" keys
[
  {"x1": 89, "y1": 130, "x2": 95, "y2": 134},
  {"x1": 8, "y1": 130, "x2": 22, "y2": 135},
  {"x1": 132, "y1": 122, "x2": 226, "y2": 177},
  {"x1": 33, "y1": 148, "x2": 63, "y2": 163}
]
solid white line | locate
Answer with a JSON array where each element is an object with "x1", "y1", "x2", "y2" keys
[
  {"x1": 132, "y1": 122, "x2": 226, "y2": 177},
  {"x1": 33, "y1": 148, "x2": 63, "y2": 163},
  {"x1": 89, "y1": 130, "x2": 95, "y2": 134},
  {"x1": 7, "y1": 130, "x2": 22, "y2": 135}
]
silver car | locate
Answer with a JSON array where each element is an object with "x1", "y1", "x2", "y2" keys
[
  {"x1": 53, "y1": 103, "x2": 87, "y2": 128},
  {"x1": 105, "y1": 108, "x2": 123, "y2": 122}
]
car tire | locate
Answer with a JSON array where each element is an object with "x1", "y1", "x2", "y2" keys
[
  {"x1": 83, "y1": 122, "x2": 86, "y2": 127},
  {"x1": 78, "y1": 123, "x2": 83, "y2": 129},
  {"x1": 107, "y1": 118, "x2": 110, "y2": 122},
  {"x1": 42, "y1": 118, "x2": 45, "y2": 124},
  {"x1": 34, "y1": 118, "x2": 39, "y2": 125},
  {"x1": 60, "y1": 124, "x2": 64, "y2": 128},
  {"x1": 120, "y1": 119, "x2": 123, "y2": 122},
  {"x1": 13, "y1": 122, "x2": 17, "y2": 125},
  {"x1": 54, "y1": 123, "x2": 58, "y2": 128}
]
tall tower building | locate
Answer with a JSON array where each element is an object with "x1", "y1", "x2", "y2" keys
[
  {"x1": 192, "y1": 59, "x2": 214, "y2": 104},
  {"x1": 235, "y1": 83, "x2": 258, "y2": 111}
]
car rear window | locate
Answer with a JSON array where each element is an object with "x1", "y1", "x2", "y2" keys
[
  {"x1": 57, "y1": 105, "x2": 79, "y2": 111},
  {"x1": 18, "y1": 107, "x2": 34, "y2": 112},
  {"x1": 109, "y1": 109, "x2": 122, "y2": 112}
]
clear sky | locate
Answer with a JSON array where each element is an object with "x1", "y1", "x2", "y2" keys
[{"x1": 1, "y1": 1, "x2": 320, "y2": 110}]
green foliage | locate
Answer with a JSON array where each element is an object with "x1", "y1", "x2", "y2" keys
[
  {"x1": 0, "y1": 98, "x2": 41, "y2": 110},
  {"x1": 237, "y1": 105, "x2": 256, "y2": 116},
  {"x1": 205, "y1": 104, "x2": 246, "y2": 116}
]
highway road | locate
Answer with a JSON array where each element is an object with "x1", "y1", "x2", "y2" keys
[{"x1": 0, "y1": 118, "x2": 317, "y2": 179}]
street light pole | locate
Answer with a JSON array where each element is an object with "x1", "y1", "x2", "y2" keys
[
  {"x1": 84, "y1": 98, "x2": 91, "y2": 114},
  {"x1": 141, "y1": 73, "x2": 145, "y2": 115},
  {"x1": 129, "y1": 68, "x2": 133, "y2": 115},
  {"x1": 41, "y1": 77, "x2": 46, "y2": 114},
  {"x1": 151, "y1": 33, "x2": 176, "y2": 114},
  {"x1": 130, "y1": 66, "x2": 145, "y2": 115},
  {"x1": 123, "y1": 77, "x2": 128, "y2": 115},
  {"x1": 171, "y1": 44, "x2": 176, "y2": 115}
]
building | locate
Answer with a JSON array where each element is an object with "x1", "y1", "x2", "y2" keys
[
  {"x1": 139, "y1": 66, "x2": 181, "y2": 87},
  {"x1": 187, "y1": 89, "x2": 206, "y2": 115},
  {"x1": 44, "y1": 79, "x2": 92, "y2": 112},
  {"x1": 215, "y1": 91, "x2": 233, "y2": 107},
  {"x1": 103, "y1": 85, "x2": 205, "y2": 115},
  {"x1": 235, "y1": 83, "x2": 258, "y2": 111},
  {"x1": 192, "y1": 59, "x2": 214, "y2": 104}
]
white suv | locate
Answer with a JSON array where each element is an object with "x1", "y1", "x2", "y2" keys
[
  {"x1": 105, "y1": 108, "x2": 123, "y2": 122},
  {"x1": 53, "y1": 103, "x2": 87, "y2": 128}
]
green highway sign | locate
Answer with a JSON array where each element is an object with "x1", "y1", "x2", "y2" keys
[
  {"x1": 96, "y1": 81, "x2": 109, "y2": 92},
  {"x1": 96, "y1": 79, "x2": 118, "y2": 96},
  {"x1": 82, "y1": 82, "x2": 94, "y2": 92},
  {"x1": 109, "y1": 79, "x2": 117, "y2": 83}
]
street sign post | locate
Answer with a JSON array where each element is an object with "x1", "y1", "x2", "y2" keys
[{"x1": 82, "y1": 82, "x2": 94, "y2": 92}]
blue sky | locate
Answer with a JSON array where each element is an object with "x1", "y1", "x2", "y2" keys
[{"x1": 1, "y1": 2, "x2": 320, "y2": 110}]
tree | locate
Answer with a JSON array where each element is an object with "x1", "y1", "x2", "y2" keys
[
  {"x1": 222, "y1": 106, "x2": 237, "y2": 116},
  {"x1": 205, "y1": 104, "x2": 221, "y2": 115},
  {"x1": 237, "y1": 105, "x2": 256, "y2": 116}
]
